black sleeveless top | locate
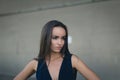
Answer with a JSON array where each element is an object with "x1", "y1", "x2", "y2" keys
[{"x1": 36, "y1": 53, "x2": 77, "y2": 80}]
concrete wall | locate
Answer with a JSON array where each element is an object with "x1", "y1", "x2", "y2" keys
[{"x1": 0, "y1": 0, "x2": 120, "y2": 80}]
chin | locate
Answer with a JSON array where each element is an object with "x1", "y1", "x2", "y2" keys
[{"x1": 53, "y1": 50, "x2": 60, "y2": 53}]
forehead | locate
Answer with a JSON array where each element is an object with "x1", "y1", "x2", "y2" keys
[{"x1": 52, "y1": 27, "x2": 66, "y2": 36}]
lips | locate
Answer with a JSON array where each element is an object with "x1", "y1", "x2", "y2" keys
[{"x1": 56, "y1": 47, "x2": 62, "y2": 50}]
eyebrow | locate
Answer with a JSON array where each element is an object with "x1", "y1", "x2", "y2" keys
[{"x1": 52, "y1": 35, "x2": 66, "y2": 37}]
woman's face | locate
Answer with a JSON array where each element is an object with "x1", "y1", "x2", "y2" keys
[{"x1": 50, "y1": 27, "x2": 66, "y2": 53}]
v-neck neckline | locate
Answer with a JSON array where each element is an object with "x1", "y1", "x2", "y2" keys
[{"x1": 45, "y1": 55, "x2": 66, "y2": 80}]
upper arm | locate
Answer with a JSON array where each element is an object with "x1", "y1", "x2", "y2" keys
[
  {"x1": 72, "y1": 54, "x2": 100, "y2": 80},
  {"x1": 13, "y1": 60, "x2": 38, "y2": 80}
]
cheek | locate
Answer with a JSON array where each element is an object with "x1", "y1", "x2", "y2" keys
[
  {"x1": 51, "y1": 40, "x2": 56, "y2": 47},
  {"x1": 61, "y1": 40, "x2": 65, "y2": 47},
  {"x1": 62, "y1": 41, "x2": 65, "y2": 45}
]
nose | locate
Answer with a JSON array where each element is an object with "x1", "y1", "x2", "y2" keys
[{"x1": 58, "y1": 39, "x2": 63, "y2": 45}]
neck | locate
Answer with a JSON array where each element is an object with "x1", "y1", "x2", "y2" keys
[
  {"x1": 51, "y1": 52, "x2": 62, "y2": 60},
  {"x1": 46, "y1": 52, "x2": 62, "y2": 61}
]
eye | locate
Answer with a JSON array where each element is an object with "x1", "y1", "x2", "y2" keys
[
  {"x1": 62, "y1": 36, "x2": 66, "y2": 40},
  {"x1": 52, "y1": 36, "x2": 58, "y2": 39}
]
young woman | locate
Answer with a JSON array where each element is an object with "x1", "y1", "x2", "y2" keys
[{"x1": 14, "y1": 20, "x2": 100, "y2": 80}]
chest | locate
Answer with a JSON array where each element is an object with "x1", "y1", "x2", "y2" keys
[
  {"x1": 46, "y1": 58, "x2": 63, "y2": 80},
  {"x1": 36, "y1": 54, "x2": 77, "y2": 80}
]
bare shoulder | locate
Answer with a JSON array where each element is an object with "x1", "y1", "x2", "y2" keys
[
  {"x1": 29, "y1": 59, "x2": 38, "y2": 65},
  {"x1": 71, "y1": 54, "x2": 100, "y2": 80},
  {"x1": 71, "y1": 54, "x2": 82, "y2": 63},
  {"x1": 71, "y1": 54, "x2": 79, "y2": 60},
  {"x1": 13, "y1": 60, "x2": 38, "y2": 80},
  {"x1": 71, "y1": 54, "x2": 83, "y2": 68},
  {"x1": 28, "y1": 59, "x2": 38, "y2": 71},
  {"x1": 71, "y1": 54, "x2": 78, "y2": 68}
]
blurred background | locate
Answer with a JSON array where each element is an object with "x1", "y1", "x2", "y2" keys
[{"x1": 0, "y1": 0, "x2": 120, "y2": 80}]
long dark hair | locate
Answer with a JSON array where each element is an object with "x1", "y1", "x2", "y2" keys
[{"x1": 38, "y1": 20, "x2": 70, "y2": 60}]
